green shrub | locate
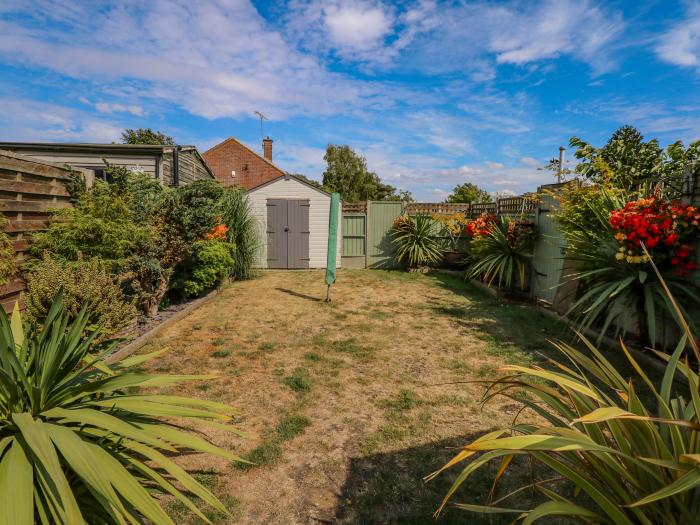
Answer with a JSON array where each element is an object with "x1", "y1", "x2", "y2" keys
[
  {"x1": 391, "y1": 214, "x2": 443, "y2": 268},
  {"x1": 171, "y1": 239, "x2": 235, "y2": 298},
  {"x1": 219, "y1": 186, "x2": 259, "y2": 280},
  {"x1": 558, "y1": 187, "x2": 700, "y2": 346},
  {"x1": 0, "y1": 213, "x2": 16, "y2": 285},
  {"x1": 25, "y1": 255, "x2": 137, "y2": 342},
  {"x1": 431, "y1": 268, "x2": 700, "y2": 524},
  {"x1": 466, "y1": 218, "x2": 536, "y2": 293},
  {"x1": 0, "y1": 292, "x2": 244, "y2": 524}
]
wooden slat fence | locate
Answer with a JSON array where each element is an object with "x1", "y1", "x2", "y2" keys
[
  {"x1": 0, "y1": 151, "x2": 81, "y2": 312},
  {"x1": 405, "y1": 202, "x2": 469, "y2": 214}
]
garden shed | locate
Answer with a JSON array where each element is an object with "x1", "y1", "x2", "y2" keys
[{"x1": 247, "y1": 174, "x2": 341, "y2": 269}]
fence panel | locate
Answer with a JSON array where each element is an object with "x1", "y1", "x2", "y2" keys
[
  {"x1": 0, "y1": 151, "x2": 78, "y2": 312},
  {"x1": 367, "y1": 201, "x2": 404, "y2": 268},
  {"x1": 341, "y1": 213, "x2": 367, "y2": 268}
]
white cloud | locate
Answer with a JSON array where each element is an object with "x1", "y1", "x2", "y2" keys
[
  {"x1": 485, "y1": 161, "x2": 504, "y2": 169},
  {"x1": 0, "y1": 1, "x2": 391, "y2": 121},
  {"x1": 0, "y1": 97, "x2": 123, "y2": 142},
  {"x1": 519, "y1": 156, "x2": 541, "y2": 168},
  {"x1": 95, "y1": 102, "x2": 145, "y2": 116},
  {"x1": 655, "y1": 2, "x2": 700, "y2": 69},
  {"x1": 324, "y1": 3, "x2": 393, "y2": 52}
]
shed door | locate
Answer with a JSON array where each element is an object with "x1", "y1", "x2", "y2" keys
[
  {"x1": 266, "y1": 199, "x2": 310, "y2": 269},
  {"x1": 288, "y1": 199, "x2": 310, "y2": 269},
  {"x1": 267, "y1": 199, "x2": 288, "y2": 269}
]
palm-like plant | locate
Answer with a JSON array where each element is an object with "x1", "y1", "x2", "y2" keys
[
  {"x1": 562, "y1": 188, "x2": 700, "y2": 346},
  {"x1": 0, "y1": 293, "x2": 244, "y2": 524},
  {"x1": 466, "y1": 218, "x2": 535, "y2": 293},
  {"x1": 391, "y1": 214, "x2": 443, "y2": 268},
  {"x1": 430, "y1": 257, "x2": 700, "y2": 524}
]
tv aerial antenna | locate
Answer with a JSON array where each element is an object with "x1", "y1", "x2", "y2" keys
[{"x1": 253, "y1": 110, "x2": 268, "y2": 142}]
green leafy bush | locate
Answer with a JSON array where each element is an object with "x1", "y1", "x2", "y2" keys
[
  {"x1": 391, "y1": 214, "x2": 443, "y2": 268},
  {"x1": 0, "y1": 214, "x2": 16, "y2": 285},
  {"x1": 431, "y1": 266, "x2": 700, "y2": 524},
  {"x1": 171, "y1": 239, "x2": 236, "y2": 298},
  {"x1": 558, "y1": 187, "x2": 700, "y2": 346},
  {"x1": 219, "y1": 186, "x2": 259, "y2": 280},
  {"x1": 0, "y1": 292, "x2": 244, "y2": 524},
  {"x1": 466, "y1": 218, "x2": 536, "y2": 293},
  {"x1": 25, "y1": 255, "x2": 137, "y2": 342}
]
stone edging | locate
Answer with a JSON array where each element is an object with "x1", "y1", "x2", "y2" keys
[{"x1": 105, "y1": 289, "x2": 219, "y2": 364}]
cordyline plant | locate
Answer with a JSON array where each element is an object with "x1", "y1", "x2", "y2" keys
[
  {"x1": 0, "y1": 293, "x2": 245, "y2": 524},
  {"x1": 391, "y1": 214, "x2": 443, "y2": 268},
  {"x1": 428, "y1": 252, "x2": 700, "y2": 524}
]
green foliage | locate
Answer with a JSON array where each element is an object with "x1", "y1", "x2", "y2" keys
[
  {"x1": 0, "y1": 214, "x2": 16, "y2": 286},
  {"x1": 0, "y1": 292, "x2": 244, "y2": 524},
  {"x1": 282, "y1": 368, "x2": 312, "y2": 393},
  {"x1": 559, "y1": 189, "x2": 700, "y2": 346},
  {"x1": 275, "y1": 415, "x2": 311, "y2": 441},
  {"x1": 570, "y1": 125, "x2": 700, "y2": 194},
  {"x1": 391, "y1": 214, "x2": 444, "y2": 268},
  {"x1": 171, "y1": 239, "x2": 235, "y2": 298},
  {"x1": 25, "y1": 255, "x2": 137, "y2": 343},
  {"x1": 219, "y1": 186, "x2": 259, "y2": 280},
  {"x1": 431, "y1": 278, "x2": 700, "y2": 525},
  {"x1": 322, "y1": 144, "x2": 400, "y2": 202},
  {"x1": 446, "y1": 182, "x2": 491, "y2": 204},
  {"x1": 121, "y1": 128, "x2": 175, "y2": 146},
  {"x1": 467, "y1": 218, "x2": 535, "y2": 293},
  {"x1": 161, "y1": 179, "x2": 224, "y2": 246}
]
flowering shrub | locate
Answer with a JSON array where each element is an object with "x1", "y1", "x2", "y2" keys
[
  {"x1": 431, "y1": 212, "x2": 468, "y2": 251},
  {"x1": 206, "y1": 223, "x2": 229, "y2": 240},
  {"x1": 392, "y1": 214, "x2": 413, "y2": 231},
  {"x1": 465, "y1": 213, "x2": 497, "y2": 238},
  {"x1": 609, "y1": 195, "x2": 700, "y2": 275}
]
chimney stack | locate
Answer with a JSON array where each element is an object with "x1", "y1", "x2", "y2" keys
[{"x1": 262, "y1": 136, "x2": 273, "y2": 161}]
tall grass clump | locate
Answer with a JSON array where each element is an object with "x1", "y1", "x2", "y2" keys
[{"x1": 219, "y1": 187, "x2": 259, "y2": 280}]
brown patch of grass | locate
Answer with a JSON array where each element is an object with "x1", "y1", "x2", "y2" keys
[{"x1": 138, "y1": 269, "x2": 577, "y2": 524}]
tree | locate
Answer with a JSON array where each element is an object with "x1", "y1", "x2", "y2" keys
[
  {"x1": 322, "y1": 144, "x2": 399, "y2": 202},
  {"x1": 446, "y1": 182, "x2": 491, "y2": 204},
  {"x1": 121, "y1": 128, "x2": 175, "y2": 146},
  {"x1": 571, "y1": 125, "x2": 700, "y2": 195},
  {"x1": 291, "y1": 174, "x2": 324, "y2": 190}
]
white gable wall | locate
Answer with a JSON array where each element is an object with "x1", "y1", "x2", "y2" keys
[{"x1": 247, "y1": 177, "x2": 342, "y2": 268}]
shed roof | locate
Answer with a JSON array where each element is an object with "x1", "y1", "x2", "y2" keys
[{"x1": 247, "y1": 173, "x2": 331, "y2": 197}]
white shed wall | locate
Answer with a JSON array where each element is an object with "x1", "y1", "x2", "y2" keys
[{"x1": 247, "y1": 178, "x2": 342, "y2": 268}]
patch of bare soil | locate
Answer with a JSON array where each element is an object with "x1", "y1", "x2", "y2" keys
[{"x1": 138, "y1": 269, "x2": 564, "y2": 524}]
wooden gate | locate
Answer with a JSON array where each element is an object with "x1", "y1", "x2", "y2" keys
[{"x1": 367, "y1": 201, "x2": 403, "y2": 268}]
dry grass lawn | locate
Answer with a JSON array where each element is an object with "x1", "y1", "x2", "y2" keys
[{"x1": 137, "y1": 269, "x2": 573, "y2": 524}]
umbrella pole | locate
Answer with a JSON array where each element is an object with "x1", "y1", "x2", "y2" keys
[{"x1": 325, "y1": 284, "x2": 331, "y2": 302}]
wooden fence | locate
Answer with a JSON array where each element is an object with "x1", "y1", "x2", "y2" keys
[
  {"x1": 341, "y1": 195, "x2": 539, "y2": 269},
  {"x1": 0, "y1": 151, "x2": 84, "y2": 311}
]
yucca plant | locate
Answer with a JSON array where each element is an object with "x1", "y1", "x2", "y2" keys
[
  {"x1": 466, "y1": 217, "x2": 535, "y2": 293},
  {"x1": 561, "y1": 187, "x2": 700, "y2": 346},
  {"x1": 391, "y1": 214, "x2": 443, "y2": 268},
  {"x1": 0, "y1": 292, "x2": 244, "y2": 524},
  {"x1": 429, "y1": 254, "x2": 700, "y2": 524}
]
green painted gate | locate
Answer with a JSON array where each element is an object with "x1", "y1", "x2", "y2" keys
[
  {"x1": 531, "y1": 192, "x2": 567, "y2": 305},
  {"x1": 367, "y1": 201, "x2": 404, "y2": 268},
  {"x1": 341, "y1": 213, "x2": 367, "y2": 269}
]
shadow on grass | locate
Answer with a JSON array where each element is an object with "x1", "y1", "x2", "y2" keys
[
  {"x1": 276, "y1": 287, "x2": 323, "y2": 302},
  {"x1": 425, "y1": 271, "x2": 665, "y2": 395},
  {"x1": 334, "y1": 434, "x2": 564, "y2": 525}
]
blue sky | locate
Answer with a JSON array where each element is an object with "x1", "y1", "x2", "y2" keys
[{"x1": 0, "y1": 1, "x2": 699, "y2": 200}]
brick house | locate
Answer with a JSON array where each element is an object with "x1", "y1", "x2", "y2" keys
[{"x1": 203, "y1": 136, "x2": 285, "y2": 190}]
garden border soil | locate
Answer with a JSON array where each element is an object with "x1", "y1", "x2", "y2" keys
[{"x1": 105, "y1": 289, "x2": 219, "y2": 364}]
